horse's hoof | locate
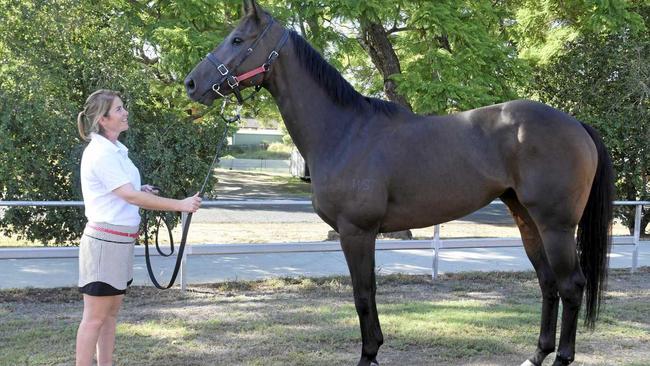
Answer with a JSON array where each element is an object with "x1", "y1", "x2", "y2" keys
[
  {"x1": 552, "y1": 356, "x2": 573, "y2": 366},
  {"x1": 358, "y1": 361, "x2": 379, "y2": 366}
]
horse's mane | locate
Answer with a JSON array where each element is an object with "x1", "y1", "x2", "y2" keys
[{"x1": 288, "y1": 31, "x2": 404, "y2": 117}]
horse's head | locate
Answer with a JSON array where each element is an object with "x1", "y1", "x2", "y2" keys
[{"x1": 184, "y1": 0, "x2": 287, "y2": 106}]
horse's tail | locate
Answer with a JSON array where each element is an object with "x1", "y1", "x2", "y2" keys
[{"x1": 577, "y1": 122, "x2": 615, "y2": 329}]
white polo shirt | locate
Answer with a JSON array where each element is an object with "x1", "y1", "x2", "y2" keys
[{"x1": 80, "y1": 133, "x2": 141, "y2": 226}]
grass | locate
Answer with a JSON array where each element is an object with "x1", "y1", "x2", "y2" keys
[
  {"x1": 0, "y1": 234, "x2": 32, "y2": 247},
  {"x1": 1, "y1": 269, "x2": 649, "y2": 365}
]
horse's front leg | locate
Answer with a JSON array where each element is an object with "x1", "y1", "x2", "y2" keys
[{"x1": 339, "y1": 222, "x2": 383, "y2": 366}]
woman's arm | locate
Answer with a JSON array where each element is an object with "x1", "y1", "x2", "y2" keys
[{"x1": 113, "y1": 183, "x2": 201, "y2": 213}]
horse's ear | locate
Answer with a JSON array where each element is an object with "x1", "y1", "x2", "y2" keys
[{"x1": 243, "y1": 0, "x2": 262, "y2": 19}]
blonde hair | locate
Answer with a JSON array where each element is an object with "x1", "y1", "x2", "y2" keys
[{"x1": 77, "y1": 89, "x2": 121, "y2": 141}]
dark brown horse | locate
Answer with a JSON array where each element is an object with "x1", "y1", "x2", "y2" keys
[{"x1": 185, "y1": 1, "x2": 614, "y2": 365}]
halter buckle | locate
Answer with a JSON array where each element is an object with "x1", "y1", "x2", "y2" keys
[
  {"x1": 268, "y1": 50, "x2": 279, "y2": 61},
  {"x1": 228, "y1": 77, "x2": 240, "y2": 88},
  {"x1": 217, "y1": 64, "x2": 229, "y2": 76}
]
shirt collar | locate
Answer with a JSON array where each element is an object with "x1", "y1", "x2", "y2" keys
[{"x1": 90, "y1": 132, "x2": 129, "y2": 154}]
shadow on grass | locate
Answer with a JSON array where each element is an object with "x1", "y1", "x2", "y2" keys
[
  {"x1": 1, "y1": 269, "x2": 649, "y2": 365},
  {"x1": 111, "y1": 301, "x2": 534, "y2": 365}
]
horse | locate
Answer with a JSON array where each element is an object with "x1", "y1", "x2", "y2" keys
[{"x1": 184, "y1": 1, "x2": 614, "y2": 365}]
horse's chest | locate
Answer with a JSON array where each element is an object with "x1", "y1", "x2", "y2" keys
[{"x1": 311, "y1": 175, "x2": 388, "y2": 228}]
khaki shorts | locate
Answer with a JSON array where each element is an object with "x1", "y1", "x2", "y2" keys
[{"x1": 78, "y1": 222, "x2": 139, "y2": 296}]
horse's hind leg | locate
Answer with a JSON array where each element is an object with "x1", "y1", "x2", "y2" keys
[
  {"x1": 520, "y1": 194, "x2": 586, "y2": 366},
  {"x1": 534, "y1": 225, "x2": 586, "y2": 366},
  {"x1": 501, "y1": 191, "x2": 559, "y2": 366},
  {"x1": 338, "y1": 221, "x2": 383, "y2": 366}
]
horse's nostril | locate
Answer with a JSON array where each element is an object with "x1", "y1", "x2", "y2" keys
[{"x1": 185, "y1": 78, "x2": 196, "y2": 93}]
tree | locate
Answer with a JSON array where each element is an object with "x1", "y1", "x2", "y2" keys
[
  {"x1": 510, "y1": 0, "x2": 645, "y2": 63},
  {"x1": 0, "y1": 0, "x2": 224, "y2": 244},
  {"x1": 2, "y1": 0, "x2": 647, "y2": 243},
  {"x1": 151, "y1": 0, "x2": 649, "y2": 236},
  {"x1": 280, "y1": 0, "x2": 526, "y2": 114},
  {"x1": 529, "y1": 4, "x2": 649, "y2": 235}
]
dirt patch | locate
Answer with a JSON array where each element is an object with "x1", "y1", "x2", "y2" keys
[{"x1": 208, "y1": 168, "x2": 311, "y2": 199}]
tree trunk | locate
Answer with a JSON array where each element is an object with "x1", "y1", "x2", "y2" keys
[{"x1": 359, "y1": 19, "x2": 413, "y2": 111}]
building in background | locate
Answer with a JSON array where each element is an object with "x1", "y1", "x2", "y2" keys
[{"x1": 290, "y1": 147, "x2": 310, "y2": 181}]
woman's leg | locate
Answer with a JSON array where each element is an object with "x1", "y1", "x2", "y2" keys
[
  {"x1": 96, "y1": 295, "x2": 124, "y2": 366},
  {"x1": 76, "y1": 294, "x2": 124, "y2": 366}
]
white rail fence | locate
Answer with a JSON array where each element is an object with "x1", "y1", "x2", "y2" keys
[{"x1": 1, "y1": 200, "x2": 648, "y2": 290}]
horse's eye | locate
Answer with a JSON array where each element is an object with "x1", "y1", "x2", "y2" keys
[{"x1": 232, "y1": 37, "x2": 243, "y2": 45}]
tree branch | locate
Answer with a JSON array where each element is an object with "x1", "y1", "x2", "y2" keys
[
  {"x1": 359, "y1": 19, "x2": 413, "y2": 110},
  {"x1": 386, "y1": 26, "x2": 411, "y2": 35},
  {"x1": 436, "y1": 34, "x2": 452, "y2": 53}
]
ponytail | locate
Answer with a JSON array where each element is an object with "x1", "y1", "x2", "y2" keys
[{"x1": 77, "y1": 111, "x2": 90, "y2": 141}]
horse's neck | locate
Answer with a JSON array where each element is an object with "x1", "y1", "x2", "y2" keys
[{"x1": 264, "y1": 50, "x2": 352, "y2": 162}]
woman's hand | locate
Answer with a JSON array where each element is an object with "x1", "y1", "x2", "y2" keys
[
  {"x1": 141, "y1": 184, "x2": 160, "y2": 195},
  {"x1": 179, "y1": 192, "x2": 202, "y2": 213}
]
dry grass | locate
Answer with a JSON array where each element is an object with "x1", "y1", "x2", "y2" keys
[
  {"x1": 0, "y1": 220, "x2": 633, "y2": 247},
  {"x1": 1, "y1": 269, "x2": 648, "y2": 366}
]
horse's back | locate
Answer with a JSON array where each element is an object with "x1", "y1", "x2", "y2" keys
[
  {"x1": 447, "y1": 99, "x2": 597, "y2": 174},
  {"x1": 374, "y1": 99, "x2": 598, "y2": 229}
]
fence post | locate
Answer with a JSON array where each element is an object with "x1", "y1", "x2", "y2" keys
[
  {"x1": 180, "y1": 212, "x2": 188, "y2": 291},
  {"x1": 632, "y1": 204, "x2": 641, "y2": 274},
  {"x1": 432, "y1": 224, "x2": 441, "y2": 280}
]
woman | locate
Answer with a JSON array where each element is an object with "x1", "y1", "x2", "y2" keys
[{"x1": 75, "y1": 89, "x2": 201, "y2": 366}]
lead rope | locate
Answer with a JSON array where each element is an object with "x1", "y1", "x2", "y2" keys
[
  {"x1": 142, "y1": 100, "x2": 240, "y2": 289},
  {"x1": 141, "y1": 18, "x2": 287, "y2": 289}
]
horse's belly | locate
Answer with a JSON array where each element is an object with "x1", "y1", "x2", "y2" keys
[{"x1": 379, "y1": 186, "x2": 504, "y2": 232}]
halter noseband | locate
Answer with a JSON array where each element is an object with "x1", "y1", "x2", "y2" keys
[{"x1": 205, "y1": 16, "x2": 289, "y2": 104}]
